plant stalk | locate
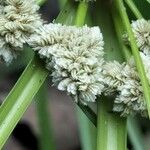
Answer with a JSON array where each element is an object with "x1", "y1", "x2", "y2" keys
[
  {"x1": 77, "y1": 107, "x2": 96, "y2": 150},
  {"x1": 127, "y1": 117, "x2": 145, "y2": 150},
  {"x1": 36, "y1": 83, "x2": 55, "y2": 150},
  {"x1": 97, "y1": 98, "x2": 127, "y2": 150},
  {"x1": 75, "y1": 1, "x2": 88, "y2": 26},
  {"x1": 125, "y1": 0, "x2": 143, "y2": 19},
  {"x1": 111, "y1": 2, "x2": 131, "y2": 60},
  {"x1": 0, "y1": 56, "x2": 48, "y2": 148},
  {"x1": 115, "y1": 0, "x2": 150, "y2": 118}
]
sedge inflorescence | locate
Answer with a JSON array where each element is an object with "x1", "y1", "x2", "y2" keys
[
  {"x1": 29, "y1": 23, "x2": 105, "y2": 104},
  {"x1": 103, "y1": 59, "x2": 147, "y2": 116},
  {"x1": 28, "y1": 18, "x2": 150, "y2": 117},
  {"x1": 1, "y1": 0, "x2": 149, "y2": 118},
  {"x1": 131, "y1": 19, "x2": 150, "y2": 56},
  {"x1": 0, "y1": 0, "x2": 42, "y2": 64}
]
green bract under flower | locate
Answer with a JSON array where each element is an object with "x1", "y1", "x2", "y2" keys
[
  {"x1": 0, "y1": 0, "x2": 43, "y2": 64},
  {"x1": 29, "y1": 23, "x2": 104, "y2": 104}
]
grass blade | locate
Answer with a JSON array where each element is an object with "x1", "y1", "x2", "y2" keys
[
  {"x1": 125, "y1": 0, "x2": 143, "y2": 19},
  {"x1": 36, "y1": 83, "x2": 56, "y2": 150},
  {"x1": 127, "y1": 117, "x2": 145, "y2": 150},
  {"x1": 0, "y1": 56, "x2": 48, "y2": 148},
  {"x1": 77, "y1": 107, "x2": 96, "y2": 150}
]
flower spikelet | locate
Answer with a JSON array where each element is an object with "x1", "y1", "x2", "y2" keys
[
  {"x1": 29, "y1": 23, "x2": 104, "y2": 104},
  {"x1": 131, "y1": 19, "x2": 150, "y2": 55},
  {"x1": 102, "y1": 61, "x2": 125, "y2": 95},
  {"x1": 0, "y1": 0, "x2": 43, "y2": 64},
  {"x1": 113, "y1": 59, "x2": 147, "y2": 117}
]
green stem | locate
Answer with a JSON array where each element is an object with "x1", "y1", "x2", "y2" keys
[
  {"x1": 127, "y1": 117, "x2": 145, "y2": 150},
  {"x1": 115, "y1": 0, "x2": 150, "y2": 118},
  {"x1": 125, "y1": 0, "x2": 143, "y2": 19},
  {"x1": 0, "y1": 1, "x2": 77, "y2": 148},
  {"x1": 77, "y1": 102, "x2": 97, "y2": 127},
  {"x1": 111, "y1": 3, "x2": 131, "y2": 60},
  {"x1": 77, "y1": 107, "x2": 96, "y2": 150},
  {"x1": 36, "y1": 0, "x2": 47, "y2": 6},
  {"x1": 0, "y1": 56, "x2": 48, "y2": 148},
  {"x1": 36, "y1": 83, "x2": 55, "y2": 150},
  {"x1": 97, "y1": 98, "x2": 127, "y2": 150},
  {"x1": 75, "y1": 1, "x2": 88, "y2": 26}
]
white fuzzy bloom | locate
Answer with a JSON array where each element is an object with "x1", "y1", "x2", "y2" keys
[
  {"x1": 0, "y1": 0, "x2": 43, "y2": 64},
  {"x1": 131, "y1": 19, "x2": 150, "y2": 55},
  {"x1": 112, "y1": 59, "x2": 147, "y2": 116},
  {"x1": 103, "y1": 58, "x2": 147, "y2": 116},
  {"x1": 114, "y1": 79, "x2": 147, "y2": 117},
  {"x1": 29, "y1": 23, "x2": 104, "y2": 104},
  {"x1": 102, "y1": 61, "x2": 125, "y2": 95}
]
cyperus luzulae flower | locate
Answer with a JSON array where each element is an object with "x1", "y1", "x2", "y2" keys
[
  {"x1": 0, "y1": 0, "x2": 43, "y2": 64},
  {"x1": 104, "y1": 59, "x2": 147, "y2": 116},
  {"x1": 29, "y1": 23, "x2": 104, "y2": 104},
  {"x1": 131, "y1": 19, "x2": 150, "y2": 55}
]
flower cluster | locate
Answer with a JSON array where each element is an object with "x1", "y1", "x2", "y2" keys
[
  {"x1": 1, "y1": 1, "x2": 148, "y2": 117},
  {"x1": 0, "y1": 0, "x2": 42, "y2": 64},
  {"x1": 102, "y1": 59, "x2": 147, "y2": 116},
  {"x1": 29, "y1": 23, "x2": 104, "y2": 104},
  {"x1": 105, "y1": 59, "x2": 147, "y2": 116},
  {"x1": 131, "y1": 19, "x2": 150, "y2": 55},
  {"x1": 28, "y1": 20, "x2": 150, "y2": 116},
  {"x1": 110, "y1": 19, "x2": 150, "y2": 116}
]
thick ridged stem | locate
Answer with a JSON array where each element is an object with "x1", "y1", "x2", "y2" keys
[
  {"x1": 36, "y1": 83, "x2": 56, "y2": 150},
  {"x1": 97, "y1": 98, "x2": 127, "y2": 150}
]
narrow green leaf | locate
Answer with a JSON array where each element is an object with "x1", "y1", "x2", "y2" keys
[
  {"x1": 36, "y1": 83, "x2": 56, "y2": 150},
  {"x1": 127, "y1": 117, "x2": 145, "y2": 150},
  {"x1": 125, "y1": 0, "x2": 143, "y2": 19},
  {"x1": 76, "y1": 107, "x2": 96, "y2": 150},
  {"x1": 0, "y1": 56, "x2": 48, "y2": 148}
]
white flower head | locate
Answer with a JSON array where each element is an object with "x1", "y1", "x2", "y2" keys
[
  {"x1": 112, "y1": 60, "x2": 147, "y2": 117},
  {"x1": 113, "y1": 79, "x2": 147, "y2": 117},
  {"x1": 102, "y1": 61, "x2": 125, "y2": 95},
  {"x1": 131, "y1": 19, "x2": 150, "y2": 55},
  {"x1": 29, "y1": 23, "x2": 104, "y2": 104},
  {"x1": 0, "y1": 0, "x2": 43, "y2": 64}
]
